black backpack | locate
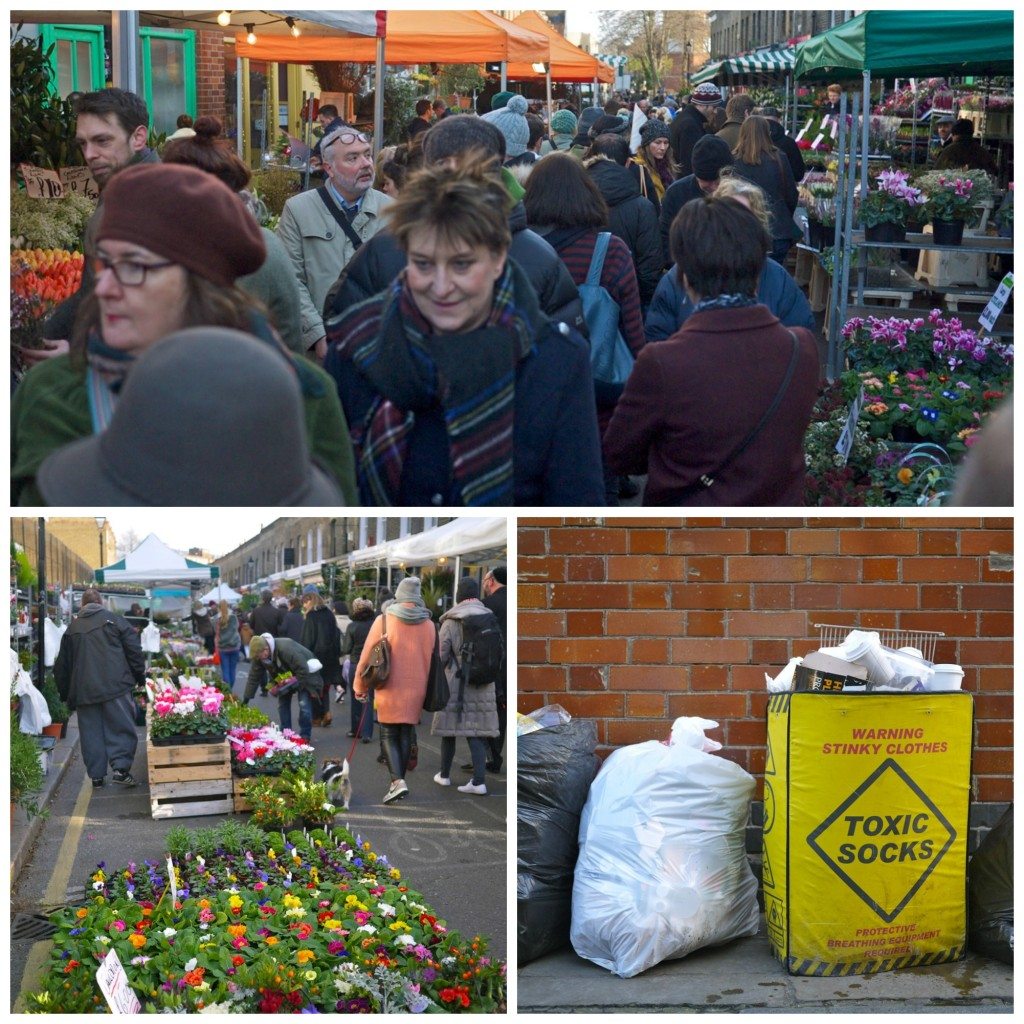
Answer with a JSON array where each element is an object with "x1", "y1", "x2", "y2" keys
[{"x1": 455, "y1": 612, "x2": 504, "y2": 688}]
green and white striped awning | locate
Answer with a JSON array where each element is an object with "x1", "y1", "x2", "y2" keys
[
  {"x1": 95, "y1": 533, "x2": 219, "y2": 584},
  {"x1": 596, "y1": 53, "x2": 629, "y2": 69},
  {"x1": 693, "y1": 47, "x2": 795, "y2": 84}
]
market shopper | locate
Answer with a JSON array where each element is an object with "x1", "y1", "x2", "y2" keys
[
  {"x1": 604, "y1": 196, "x2": 819, "y2": 505},
  {"x1": 281, "y1": 597, "x2": 306, "y2": 642},
  {"x1": 246, "y1": 633, "x2": 323, "y2": 742},
  {"x1": 216, "y1": 599, "x2": 242, "y2": 692},
  {"x1": 353, "y1": 577, "x2": 436, "y2": 805},
  {"x1": 341, "y1": 597, "x2": 377, "y2": 738},
  {"x1": 300, "y1": 584, "x2": 343, "y2": 728},
  {"x1": 11, "y1": 163, "x2": 358, "y2": 505},
  {"x1": 715, "y1": 92, "x2": 755, "y2": 151},
  {"x1": 277, "y1": 125, "x2": 392, "y2": 360},
  {"x1": 54, "y1": 588, "x2": 145, "y2": 787},
  {"x1": 934, "y1": 118, "x2": 999, "y2": 174},
  {"x1": 251, "y1": 589, "x2": 285, "y2": 637},
  {"x1": 432, "y1": 578, "x2": 501, "y2": 795},
  {"x1": 26, "y1": 88, "x2": 160, "y2": 363},
  {"x1": 192, "y1": 603, "x2": 216, "y2": 655},
  {"x1": 756, "y1": 106, "x2": 807, "y2": 187},
  {"x1": 669, "y1": 82, "x2": 720, "y2": 176},
  {"x1": 481, "y1": 567, "x2": 508, "y2": 773},
  {"x1": 629, "y1": 118, "x2": 678, "y2": 213},
  {"x1": 162, "y1": 116, "x2": 304, "y2": 352},
  {"x1": 325, "y1": 149, "x2": 604, "y2": 506}
]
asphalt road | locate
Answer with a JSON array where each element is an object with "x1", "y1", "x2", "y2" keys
[{"x1": 10, "y1": 660, "x2": 507, "y2": 1010}]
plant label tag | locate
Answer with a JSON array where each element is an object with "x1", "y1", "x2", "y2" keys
[
  {"x1": 167, "y1": 855, "x2": 178, "y2": 904},
  {"x1": 795, "y1": 116, "x2": 814, "y2": 142},
  {"x1": 812, "y1": 133, "x2": 826, "y2": 150},
  {"x1": 19, "y1": 163, "x2": 63, "y2": 199},
  {"x1": 978, "y1": 272, "x2": 1013, "y2": 333},
  {"x1": 830, "y1": 118, "x2": 838, "y2": 139},
  {"x1": 96, "y1": 948, "x2": 141, "y2": 1014},
  {"x1": 835, "y1": 386, "x2": 865, "y2": 463}
]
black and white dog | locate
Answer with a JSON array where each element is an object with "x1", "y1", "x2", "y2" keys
[{"x1": 320, "y1": 758, "x2": 352, "y2": 811}]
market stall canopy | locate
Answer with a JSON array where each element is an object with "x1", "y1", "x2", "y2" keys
[
  {"x1": 198, "y1": 582, "x2": 242, "y2": 604},
  {"x1": 506, "y1": 10, "x2": 614, "y2": 83},
  {"x1": 94, "y1": 534, "x2": 219, "y2": 584},
  {"x1": 692, "y1": 47, "x2": 795, "y2": 85},
  {"x1": 795, "y1": 10, "x2": 1014, "y2": 81},
  {"x1": 348, "y1": 539, "x2": 397, "y2": 570},
  {"x1": 235, "y1": 9, "x2": 549, "y2": 65},
  {"x1": 387, "y1": 517, "x2": 506, "y2": 567}
]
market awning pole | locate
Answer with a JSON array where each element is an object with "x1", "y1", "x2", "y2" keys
[
  {"x1": 36, "y1": 517, "x2": 46, "y2": 686},
  {"x1": 236, "y1": 61, "x2": 245, "y2": 159},
  {"x1": 860, "y1": 70, "x2": 870, "y2": 203},
  {"x1": 111, "y1": 11, "x2": 140, "y2": 94},
  {"x1": 546, "y1": 67, "x2": 553, "y2": 140},
  {"x1": 501, "y1": 61, "x2": 507, "y2": 91},
  {"x1": 373, "y1": 36, "x2": 385, "y2": 158}
]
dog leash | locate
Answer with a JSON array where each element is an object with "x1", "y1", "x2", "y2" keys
[{"x1": 346, "y1": 700, "x2": 371, "y2": 763}]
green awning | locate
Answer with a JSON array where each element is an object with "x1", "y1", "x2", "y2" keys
[
  {"x1": 693, "y1": 47, "x2": 795, "y2": 85},
  {"x1": 795, "y1": 10, "x2": 1014, "y2": 81}
]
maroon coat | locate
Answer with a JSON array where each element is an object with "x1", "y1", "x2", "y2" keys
[{"x1": 603, "y1": 304, "x2": 819, "y2": 505}]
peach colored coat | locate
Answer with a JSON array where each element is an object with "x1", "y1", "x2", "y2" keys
[{"x1": 353, "y1": 610, "x2": 436, "y2": 724}]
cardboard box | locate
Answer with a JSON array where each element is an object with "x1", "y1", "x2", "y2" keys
[
  {"x1": 794, "y1": 652, "x2": 868, "y2": 693},
  {"x1": 763, "y1": 692, "x2": 973, "y2": 975}
]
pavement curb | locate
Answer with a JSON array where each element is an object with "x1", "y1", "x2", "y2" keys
[{"x1": 10, "y1": 718, "x2": 80, "y2": 885}]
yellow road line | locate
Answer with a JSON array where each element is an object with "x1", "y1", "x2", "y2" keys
[{"x1": 14, "y1": 773, "x2": 93, "y2": 1012}]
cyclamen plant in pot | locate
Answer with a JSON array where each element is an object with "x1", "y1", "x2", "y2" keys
[
  {"x1": 918, "y1": 175, "x2": 976, "y2": 245},
  {"x1": 859, "y1": 169, "x2": 924, "y2": 241},
  {"x1": 149, "y1": 685, "x2": 228, "y2": 745}
]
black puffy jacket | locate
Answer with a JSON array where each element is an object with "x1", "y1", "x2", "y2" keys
[
  {"x1": 54, "y1": 605, "x2": 145, "y2": 710},
  {"x1": 322, "y1": 200, "x2": 586, "y2": 338},
  {"x1": 301, "y1": 606, "x2": 342, "y2": 686},
  {"x1": 586, "y1": 156, "x2": 664, "y2": 304}
]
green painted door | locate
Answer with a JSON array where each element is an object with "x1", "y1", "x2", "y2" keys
[
  {"x1": 40, "y1": 24, "x2": 105, "y2": 97},
  {"x1": 139, "y1": 27, "x2": 196, "y2": 135}
]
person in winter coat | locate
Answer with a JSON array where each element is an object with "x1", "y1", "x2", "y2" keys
[
  {"x1": 192, "y1": 604, "x2": 215, "y2": 655},
  {"x1": 569, "y1": 106, "x2": 605, "y2": 155},
  {"x1": 54, "y1": 588, "x2": 146, "y2": 786},
  {"x1": 524, "y1": 152, "x2": 646, "y2": 504},
  {"x1": 605, "y1": 195, "x2": 819, "y2": 506},
  {"x1": 250, "y1": 589, "x2": 284, "y2": 637},
  {"x1": 543, "y1": 108, "x2": 577, "y2": 153},
  {"x1": 934, "y1": 119, "x2": 999, "y2": 175},
  {"x1": 247, "y1": 633, "x2": 323, "y2": 741},
  {"x1": 326, "y1": 151, "x2": 604, "y2": 506},
  {"x1": 658, "y1": 135, "x2": 734, "y2": 265},
  {"x1": 715, "y1": 92, "x2": 755, "y2": 151},
  {"x1": 629, "y1": 118, "x2": 679, "y2": 212},
  {"x1": 342, "y1": 598, "x2": 377, "y2": 738},
  {"x1": 353, "y1": 577, "x2": 436, "y2": 805},
  {"x1": 758, "y1": 107, "x2": 806, "y2": 188},
  {"x1": 431, "y1": 577, "x2": 501, "y2": 795},
  {"x1": 215, "y1": 599, "x2": 242, "y2": 692},
  {"x1": 280, "y1": 597, "x2": 306, "y2": 643},
  {"x1": 669, "y1": 83, "x2": 721, "y2": 175},
  {"x1": 300, "y1": 584, "x2": 342, "y2": 728},
  {"x1": 322, "y1": 115, "x2": 586, "y2": 342},
  {"x1": 584, "y1": 135, "x2": 662, "y2": 306},
  {"x1": 729, "y1": 116, "x2": 799, "y2": 263}
]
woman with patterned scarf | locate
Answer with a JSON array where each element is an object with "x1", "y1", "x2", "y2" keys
[
  {"x1": 324, "y1": 151, "x2": 604, "y2": 506},
  {"x1": 11, "y1": 163, "x2": 357, "y2": 505}
]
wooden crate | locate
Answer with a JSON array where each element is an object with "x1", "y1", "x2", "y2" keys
[
  {"x1": 232, "y1": 775, "x2": 253, "y2": 814},
  {"x1": 147, "y1": 734, "x2": 233, "y2": 819}
]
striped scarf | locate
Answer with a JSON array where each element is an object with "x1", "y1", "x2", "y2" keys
[{"x1": 340, "y1": 261, "x2": 535, "y2": 505}]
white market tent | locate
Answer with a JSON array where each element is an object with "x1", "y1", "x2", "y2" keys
[
  {"x1": 94, "y1": 533, "x2": 219, "y2": 584},
  {"x1": 387, "y1": 517, "x2": 506, "y2": 567},
  {"x1": 198, "y1": 582, "x2": 242, "y2": 605}
]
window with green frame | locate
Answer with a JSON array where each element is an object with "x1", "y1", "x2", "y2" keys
[
  {"x1": 40, "y1": 24, "x2": 105, "y2": 98},
  {"x1": 140, "y1": 27, "x2": 196, "y2": 135}
]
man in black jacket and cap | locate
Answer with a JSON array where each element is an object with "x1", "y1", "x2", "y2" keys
[
  {"x1": 669, "y1": 82, "x2": 721, "y2": 176},
  {"x1": 757, "y1": 106, "x2": 806, "y2": 187},
  {"x1": 54, "y1": 589, "x2": 145, "y2": 787},
  {"x1": 322, "y1": 115, "x2": 585, "y2": 337}
]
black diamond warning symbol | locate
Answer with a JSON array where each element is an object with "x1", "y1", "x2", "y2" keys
[{"x1": 805, "y1": 758, "x2": 957, "y2": 923}]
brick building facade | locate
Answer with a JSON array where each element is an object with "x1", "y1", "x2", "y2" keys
[
  {"x1": 195, "y1": 28, "x2": 227, "y2": 120},
  {"x1": 519, "y1": 517, "x2": 1013, "y2": 851},
  {"x1": 11, "y1": 519, "x2": 96, "y2": 589},
  {"x1": 708, "y1": 10, "x2": 853, "y2": 57}
]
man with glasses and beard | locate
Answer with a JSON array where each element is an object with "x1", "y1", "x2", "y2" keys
[{"x1": 277, "y1": 126, "x2": 392, "y2": 362}]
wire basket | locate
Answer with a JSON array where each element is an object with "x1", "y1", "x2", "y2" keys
[{"x1": 815, "y1": 623, "x2": 944, "y2": 663}]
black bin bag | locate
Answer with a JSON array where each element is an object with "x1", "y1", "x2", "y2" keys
[
  {"x1": 517, "y1": 714, "x2": 598, "y2": 965},
  {"x1": 968, "y1": 804, "x2": 1013, "y2": 964}
]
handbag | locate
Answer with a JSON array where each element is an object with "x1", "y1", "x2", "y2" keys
[
  {"x1": 422, "y1": 630, "x2": 450, "y2": 713},
  {"x1": 360, "y1": 616, "x2": 391, "y2": 688},
  {"x1": 581, "y1": 232, "x2": 635, "y2": 387}
]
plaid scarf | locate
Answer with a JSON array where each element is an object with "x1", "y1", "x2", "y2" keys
[{"x1": 339, "y1": 261, "x2": 536, "y2": 505}]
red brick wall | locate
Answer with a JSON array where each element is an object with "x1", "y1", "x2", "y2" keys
[
  {"x1": 518, "y1": 517, "x2": 1013, "y2": 811},
  {"x1": 196, "y1": 29, "x2": 227, "y2": 121}
]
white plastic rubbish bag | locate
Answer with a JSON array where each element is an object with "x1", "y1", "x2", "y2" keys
[
  {"x1": 141, "y1": 621, "x2": 162, "y2": 654},
  {"x1": 571, "y1": 717, "x2": 760, "y2": 977},
  {"x1": 43, "y1": 617, "x2": 67, "y2": 667}
]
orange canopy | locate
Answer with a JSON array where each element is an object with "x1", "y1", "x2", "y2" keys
[
  {"x1": 506, "y1": 11, "x2": 614, "y2": 83},
  {"x1": 235, "y1": 9, "x2": 549, "y2": 64}
]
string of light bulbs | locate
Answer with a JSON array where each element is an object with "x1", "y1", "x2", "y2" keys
[{"x1": 214, "y1": 12, "x2": 301, "y2": 41}]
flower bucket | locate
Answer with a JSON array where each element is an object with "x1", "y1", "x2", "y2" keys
[
  {"x1": 931, "y1": 218, "x2": 965, "y2": 246},
  {"x1": 864, "y1": 221, "x2": 907, "y2": 244}
]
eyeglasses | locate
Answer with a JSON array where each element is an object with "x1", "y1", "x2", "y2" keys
[
  {"x1": 324, "y1": 129, "x2": 370, "y2": 148},
  {"x1": 92, "y1": 254, "x2": 175, "y2": 287}
]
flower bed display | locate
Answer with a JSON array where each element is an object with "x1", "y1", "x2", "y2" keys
[
  {"x1": 11, "y1": 248, "x2": 84, "y2": 360},
  {"x1": 229, "y1": 725, "x2": 315, "y2": 776},
  {"x1": 25, "y1": 821, "x2": 505, "y2": 1013},
  {"x1": 150, "y1": 685, "x2": 229, "y2": 746}
]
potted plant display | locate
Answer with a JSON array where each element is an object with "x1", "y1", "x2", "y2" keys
[{"x1": 859, "y1": 169, "x2": 924, "y2": 242}]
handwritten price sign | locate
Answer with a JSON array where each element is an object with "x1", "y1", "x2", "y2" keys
[{"x1": 19, "y1": 164, "x2": 99, "y2": 200}]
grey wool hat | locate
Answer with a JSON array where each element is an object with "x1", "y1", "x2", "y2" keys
[
  {"x1": 482, "y1": 94, "x2": 530, "y2": 158},
  {"x1": 394, "y1": 576, "x2": 424, "y2": 603},
  {"x1": 36, "y1": 328, "x2": 344, "y2": 507}
]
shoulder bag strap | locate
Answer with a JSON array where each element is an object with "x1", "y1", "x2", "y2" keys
[
  {"x1": 316, "y1": 186, "x2": 364, "y2": 252},
  {"x1": 585, "y1": 232, "x2": 611, "y2": 287},
  {"x1": 685, "y1": 328, "x2": 801, "y2": 494}
]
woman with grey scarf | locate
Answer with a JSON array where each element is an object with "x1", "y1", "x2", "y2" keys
[{"x1": 353, "y1": 577, "x2": 437, "y2": 805}]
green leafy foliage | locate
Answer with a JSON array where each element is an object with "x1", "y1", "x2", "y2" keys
[
  {"x1": 10, "y1": 188, "x2": 95, "y2": 251},
  {"x1": 11, "y1": 711, "x2": 45, "y2": 817}
]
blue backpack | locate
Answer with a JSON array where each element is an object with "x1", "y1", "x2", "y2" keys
[{"x1": 579, "y1": 232, "x2": 635, "y2": 386}]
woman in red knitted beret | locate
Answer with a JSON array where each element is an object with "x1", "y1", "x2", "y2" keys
[{"x1": 11, "y1": 162, "x2": 356, "y2": 505}]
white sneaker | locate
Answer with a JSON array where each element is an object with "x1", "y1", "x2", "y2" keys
[
  {"x1": 433, "y1": 772, "x2": 451, "y2": 787},
  {"x1": 383, "y1": 779, "x2": 409, "y2": 804},
  {"x1": 457, "y1": 781, "x2": 487, "y2": 796}
]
